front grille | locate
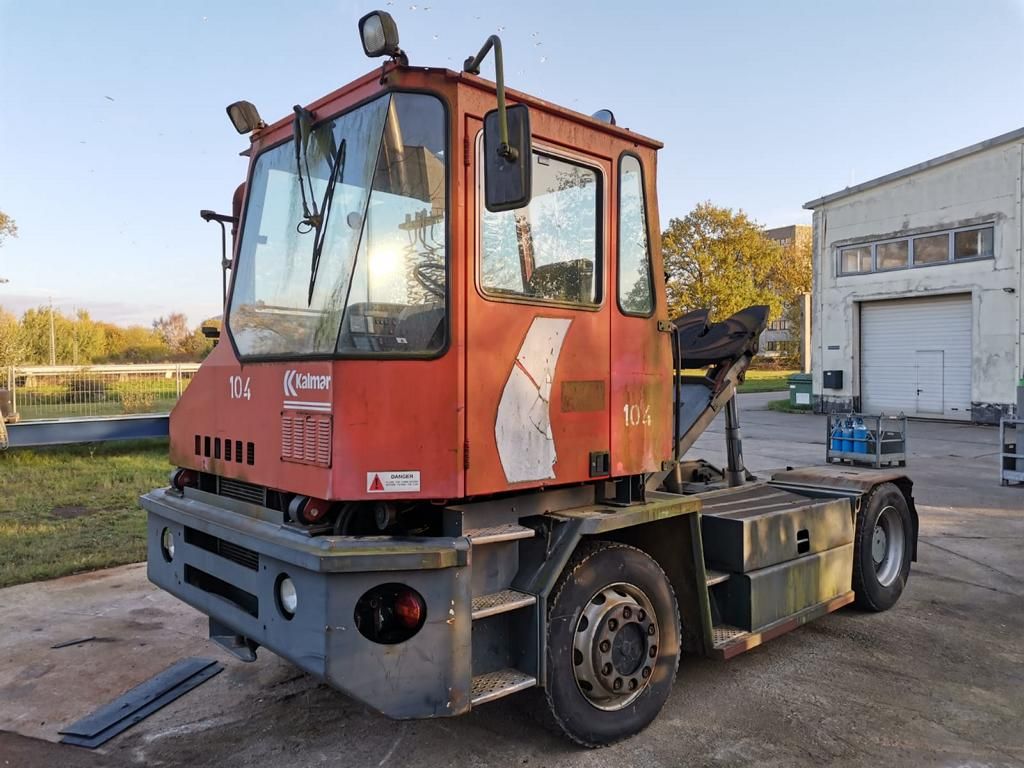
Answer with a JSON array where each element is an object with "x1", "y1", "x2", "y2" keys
[
  {"x1": 194, "y1": 434, "x2": 254, "y2": 466},
  {"x1": 281, "y1": 411, "x2": 332, "y2": 467},
  {"x1": 185, "y1": 527, "x2": 259, "y2": 571},
  {"x1": 218, "y1": 477, "x2": 267, "y2": 506}
]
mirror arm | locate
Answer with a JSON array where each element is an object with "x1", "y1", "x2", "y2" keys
[
  {"x1": 463, "y1": 35, "x2": 517, "y2": 161},
  {"x1": 200, "y1": 210, "x2": 238, "y2": 309}
]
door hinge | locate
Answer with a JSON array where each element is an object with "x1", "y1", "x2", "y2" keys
[{"x1": 463, "y1": 439, "x2": 470, "y2": 470}]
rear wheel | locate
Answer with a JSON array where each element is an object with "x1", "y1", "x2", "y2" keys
[
  {"x1": 853, "y1": 483, "x2": 912, "y2": 611},
  {"x1": 545, "y1": 541, "x2": 680, "y2": 747}
]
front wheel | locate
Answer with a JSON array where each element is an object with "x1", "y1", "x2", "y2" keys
[
  {"x1": 852, "y1": 482, "x2": 913, "y2": 611},
  {"x1": 545, "y1": 541, "x2": 680, "y2": 747}
]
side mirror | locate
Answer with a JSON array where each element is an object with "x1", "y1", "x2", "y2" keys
[{"x1": 483, "y1": 103, "x2": 532, "y2": 213}]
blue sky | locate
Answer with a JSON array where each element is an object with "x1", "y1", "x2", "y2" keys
[{"x1": 2, "y1": 0, "x2": 1022, "y2": 326}]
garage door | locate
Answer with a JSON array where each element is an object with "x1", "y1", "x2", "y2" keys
[{"x1": 860, "y1": 294, "x2": 972, "y2": 420}]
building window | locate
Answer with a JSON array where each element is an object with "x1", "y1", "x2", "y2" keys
[
  {"x1": 954, "y1": 227, "x2": 994, "y2": 260},
  {"x1": 913, "y1": 233, "x2": 949, "y2": 265},
  {"x1": 837, "y1": 224, "x2": 994, "y2": 276},
  {"x1": 480, "y1": 151, "x2": 601, "y2": 306},
  {"x1": 876, "y1": 240, "x2": 909, "y2": 270},
  {"x1": 840, "y1": 246, "x2": 872, "y2": 274},
  {"x1": 768, "y1": 318, "x2": 789, "y2": 331}
]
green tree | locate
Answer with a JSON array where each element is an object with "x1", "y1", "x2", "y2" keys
[
  {"x1": 0, "y1": 308, "x2": 24, "y2": 367},
  {"x1": 662, "y1": 202, "x2": 800, "y2": 322}
]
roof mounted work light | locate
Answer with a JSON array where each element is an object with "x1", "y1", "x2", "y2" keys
[
  {"x1": 358, "y1": 10, "x2": 406, "y2": 62},
  {"x1": 226, "y1": 100, "x2": 264, "y2": 134}
]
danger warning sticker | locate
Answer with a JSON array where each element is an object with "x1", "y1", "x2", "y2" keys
[{"x1": 366, "y1": 471, "x2": 421, "y2": 493}]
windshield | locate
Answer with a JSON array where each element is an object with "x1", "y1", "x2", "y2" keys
[{"x1": 228, "y1": 92, "x2": 448, "y2": 358}]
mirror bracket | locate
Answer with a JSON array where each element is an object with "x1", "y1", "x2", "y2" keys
[{"x1": 463, "y1": 36, "x2": 516, "y2": 160}]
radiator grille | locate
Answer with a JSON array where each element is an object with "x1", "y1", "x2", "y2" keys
[
  {"x1": 281, "y1": 411, "x2": 332, "y2": 467},
  {"x1": 218, "y1": 477, "x2": 268, "y2": 506},
  {"x1": 185, "y1": 527, "x2": 259, "y2": 571}
]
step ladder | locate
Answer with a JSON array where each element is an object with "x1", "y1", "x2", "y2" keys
[{"x1": 464, "y1": 524, "x2": 539, "y2": 706}]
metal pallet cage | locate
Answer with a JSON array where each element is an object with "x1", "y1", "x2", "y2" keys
[{"x1": 826, "y1": 412, "x2": 907, "y2": 469}]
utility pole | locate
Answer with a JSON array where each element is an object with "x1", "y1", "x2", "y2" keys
[{"x1": 49, "y1": 298, "x2": 56, "y2": 366}]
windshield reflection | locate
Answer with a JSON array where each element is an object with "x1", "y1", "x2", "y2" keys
[{"x1": 228, "y1": 92, "x2": 447, "y2": 358}]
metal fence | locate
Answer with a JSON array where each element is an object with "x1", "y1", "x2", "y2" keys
[{"x1": 1, "y1": 364, "x2": 200, "y2": 422}]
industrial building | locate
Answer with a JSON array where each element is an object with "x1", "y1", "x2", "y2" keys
[
  {"x1": 760, "y1": 225, "x2": 811, "y2": 357},
  {"x1": 804, "y1": 127, "x2": 1023, "y2": 423}
]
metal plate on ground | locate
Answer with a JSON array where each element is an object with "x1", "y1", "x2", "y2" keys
[{"x1": 59, "y1": 657, "x2": 223, "y2": 749}]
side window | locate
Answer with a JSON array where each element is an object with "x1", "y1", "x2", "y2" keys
[
  {"x1": 481, "y1": 151, "x2": 600, "y2": 305},
  {"x1": 617, "y1": 155, "x2": 653, "y2": 315}
]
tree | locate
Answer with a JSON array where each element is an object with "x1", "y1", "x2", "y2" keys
[
  {"x1": 662, "y1": 202, "x2": 806, "y2": 323},
  {"x1": 153, "y1": 313, "x2": 191, "y2": 353},
  {"x1": 0, "y1": 308, "x2": 24, "y2": 367},
  {"x1": 0, "y1": 210, "x2": 16, "y2": 248}
]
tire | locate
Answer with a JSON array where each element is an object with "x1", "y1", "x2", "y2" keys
[
  {"x1": 545, "y1": 541, "x2": 680, "y2": 747},
  {"x1": 852, "y1": 482, "x2": 913, "y2": 611}
]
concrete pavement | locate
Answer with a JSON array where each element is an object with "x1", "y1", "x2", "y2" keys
[{"x1": 1, "y1": 396, "x2": 1021, "y2": 767}]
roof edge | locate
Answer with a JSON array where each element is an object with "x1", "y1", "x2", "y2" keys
[{"x1": 803, "y1": 125, "x2": 1024, "y2": 210}]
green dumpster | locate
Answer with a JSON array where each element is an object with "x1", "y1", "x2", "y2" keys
[{"x1": 788, "y1": 373, "x2": 812, "y2": 409}]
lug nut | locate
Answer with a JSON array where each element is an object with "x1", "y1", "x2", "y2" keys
[
  {"x1": 602, "y1": 663, "x2": 612, "y2": 676},
  {"x1": 613, "y1": 678, "x2": 623, "y2": 691},
  {"x1": 637, "y1": 610, "x2": 646, "y2": 622},
  {"x1": 623, "y1": 606, "x2": 632, "y2": 619},
  {"x1": 647, "y1": 623, "x2": 656, "y2": 635},
  {"x1": 642, "y1": 666, "x2": 651, "y2": 679},
  {"x1": 608, "y1": 619, "x2": 618, "y2": 631},
  {"x1": 629, "y1": 678, "x2": 638, "y2": 691},
  {"x1": 599, "y1": 639, "x2": 611, "y2": 653},
  {"x1": 649, "y1": 645, "x2": 657, "y2": 658}
]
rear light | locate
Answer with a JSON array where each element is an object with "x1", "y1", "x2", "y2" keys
[
  {"x1": 171, "y1": 468, "x2": 198, "y2": 491},
  {"x1": 394, "y1": 590, "x2": 425, "y2": 629},
  {"x1": 160, "y1": 527, "x2": 175, "y2": 561},
  {"x1": 354, "y1": 584, "x2": 427, "y2": 644}
]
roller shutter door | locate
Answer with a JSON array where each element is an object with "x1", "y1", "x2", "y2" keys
[{"x1": 860, "y1": 295, "x2": 972, "y2": 420}]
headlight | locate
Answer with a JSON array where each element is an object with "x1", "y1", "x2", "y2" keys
[
  {"x1": 277, "y1": 575, "x2": 298, "y2": 618},
  {"x1": 160, "y1": 527, "x2": 175, "y2": 561}
]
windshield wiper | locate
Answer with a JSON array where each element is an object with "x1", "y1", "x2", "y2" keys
[
  {"x1": 306, "y1": 137, "x2": 346, "y2": 304},
  {"x1": 291, "y1": 105, "x2": 348, "y2": 305}
]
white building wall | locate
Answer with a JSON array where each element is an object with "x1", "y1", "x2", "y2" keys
[{"x1": 810, "y1": 140, "x2": 1023, "y2": 421}]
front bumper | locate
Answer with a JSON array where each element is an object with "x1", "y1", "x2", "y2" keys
[{"x1": 142, "y1": 487, "x2": 472, "y2": 718}]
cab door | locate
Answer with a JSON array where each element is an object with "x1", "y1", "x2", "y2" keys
[
  {"x1": 464, "y1": 118, "x2": 611, "y2": 496},
  {"x1": 609, "y1": 152, "x2": 673, "y2": 476}
]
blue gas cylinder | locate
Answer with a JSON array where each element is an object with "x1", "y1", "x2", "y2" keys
[
  {"x1": 830, "y1": 420, "x2": 844, "y2": 452},
  {"x1": 852, "y1": 417, "x2": 869, "y2": 454},
  {"x1": 842, "y1": 420, "x2": 854, "y2": 452}
]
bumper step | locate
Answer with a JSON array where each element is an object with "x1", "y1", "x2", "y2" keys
[
  {"x1": 470, "y1": 668, "x2": 537, "y2": 706},
  {"x1": 465, "y1": 523, "x2": 535, "y2": 544},
  {"x1": 472, "y1": 589, "x2": 537, "y2": 620}
]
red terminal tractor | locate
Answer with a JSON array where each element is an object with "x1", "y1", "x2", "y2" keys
[{"x1": 143, "y1": 10, "x2": 918, "y2": 746}]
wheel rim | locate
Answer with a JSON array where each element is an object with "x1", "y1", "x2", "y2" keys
[
  {"x1": 572, "y1": 582, "x2": 659, "y2": 711},
  {"x1": 872, "y1": 505, "x2": 906, "y2": 587}
]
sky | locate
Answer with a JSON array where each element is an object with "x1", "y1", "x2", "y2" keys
[{"x1": 2, "y1": 0, "x2": 1023, "y2": 327}]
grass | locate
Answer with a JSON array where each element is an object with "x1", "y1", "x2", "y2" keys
[
  {"x1": 0, "y1": 439, "x2": 171, "y2": 588},
  {"x1": 737, "y1": 369, "x2": 799, "y2": 393},
  {"x1": 766, "y1": 397, "x2": 813, "y2": 414}
]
